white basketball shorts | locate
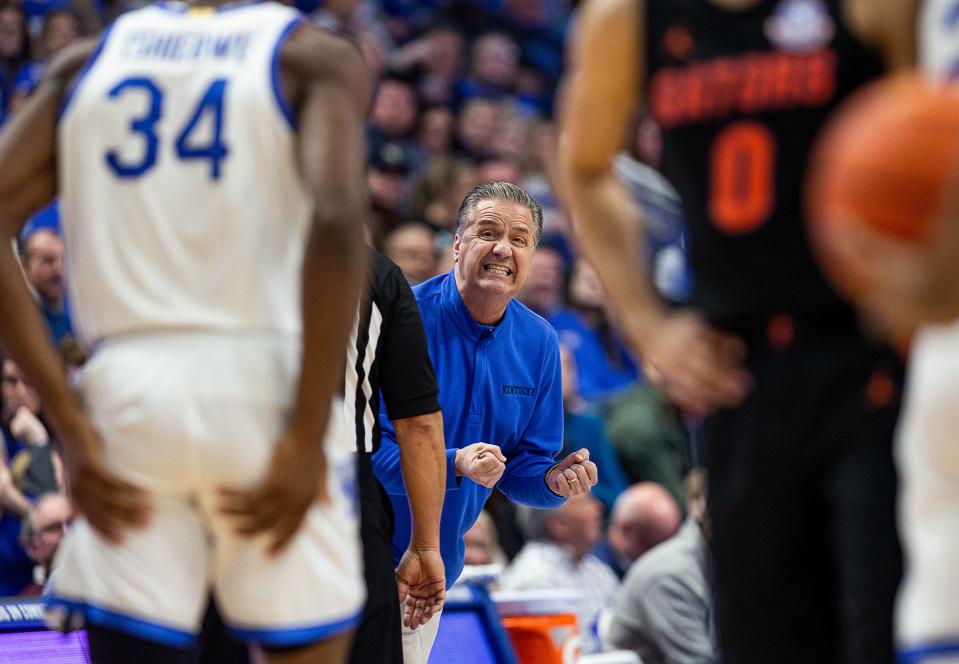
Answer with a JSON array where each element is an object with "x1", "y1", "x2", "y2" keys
[
  {"x1": 896, "y1": 321, "x2": 959, "y2": 664},
  {"x1": 45, "y1": 332, "x2": 364, "y2": 650}
]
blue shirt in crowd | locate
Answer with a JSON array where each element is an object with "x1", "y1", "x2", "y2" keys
[{"x1": 372, "y1": 270, "x2": 566, "y2": 587}]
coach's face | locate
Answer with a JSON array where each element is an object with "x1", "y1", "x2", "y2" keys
[{"x1": 453, "y1": 199, "x2": 535, "y2": 323}]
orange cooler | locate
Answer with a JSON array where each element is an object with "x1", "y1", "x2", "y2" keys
[{"x1": 494, "y1": 590, "x2": 582, "y2": 664}]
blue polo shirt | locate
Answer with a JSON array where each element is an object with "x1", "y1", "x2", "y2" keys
[{"x1": 372, "y1": 270, "x2": 566, "y2": 587}]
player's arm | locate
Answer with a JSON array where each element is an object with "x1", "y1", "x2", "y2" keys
[
  {"x1": 0, "y1": 39, "x2": 151, "y2": 541},
  {"x1": 558, "y1": 0, "x2": 749, "y2": 416},
  {"x1": 219, "y1": 25, "x2": 370, "y2": 553},
  {"x1": 845, "y1": 0, "x2": 918, "y2": 69}
]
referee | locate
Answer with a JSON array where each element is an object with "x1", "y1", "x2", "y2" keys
[
  {"x1": 197, "y1": 250, "x2": 445, "y2": 664},
  {"x1": 345, "y1": 249, "x2": 446, "y2": 664}
]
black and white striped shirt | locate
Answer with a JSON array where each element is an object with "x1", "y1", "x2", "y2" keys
[{"x1": 345, "y1": 250, "x2": 440, "y2": 453}]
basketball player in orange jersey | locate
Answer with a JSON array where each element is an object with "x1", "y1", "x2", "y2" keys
[
  {"x1": 0, "y1": 2, "x2": 370, "y2": 663},
  {"x1": 560, "y1": 0, "x2": 916, "y2": 662}
]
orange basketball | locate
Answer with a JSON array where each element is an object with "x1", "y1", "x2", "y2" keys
[{"x1": 806, "y1": 71, "x2": 959, "y2": 299}]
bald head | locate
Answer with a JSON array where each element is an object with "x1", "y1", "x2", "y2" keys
[{"x1": 608, "y1": 482, "x2": 682, "y2": 562}]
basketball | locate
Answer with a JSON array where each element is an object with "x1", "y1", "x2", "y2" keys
[{"x1": 806, "y1": 71, "x2": 959, "y2": 298}]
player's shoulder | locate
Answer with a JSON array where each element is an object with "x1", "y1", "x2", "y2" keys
[{"x1": 279, "y1": 20, "x2": 367, "y2": 83}]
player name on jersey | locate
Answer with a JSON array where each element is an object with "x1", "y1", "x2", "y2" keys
[
  {"x1": 120, "y1": 29, "x2": 253, "y2": 62},
  {"x1": 650, "y1": 48, "x2": 837, "y2": 128}
]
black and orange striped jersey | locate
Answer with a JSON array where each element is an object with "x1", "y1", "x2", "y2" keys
[{"x1": 644, "y1": 0, "x2": 884, "y2": 325}]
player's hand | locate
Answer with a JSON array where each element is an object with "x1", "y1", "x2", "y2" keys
[
  {"x1": 396, "y1": 546, "x2": 446, "y2": 630},
  {"x1": 840, "y1": 219, "x2": 959, "y2": 344},
  {"x1": 219, "y1": 430, "x2": 327, "y2": 555},
  {"x1": 635, "y1": 309, "x2": 751, "y2": 417},
  {"x1": 455, "y1": 443, "x2": 507, "y2": 488},
  {"x1": 10, "y1": 406, "x2": 50, "y2": 446},
  {"x1": 55, "y1": 408, "x2": 151, "y2": 544},
  {"x1": 546, "y1": 448, "x2": 598, "y2": 498}
]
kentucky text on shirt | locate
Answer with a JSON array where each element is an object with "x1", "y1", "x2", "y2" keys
[{"x1": 120, "y1": 30, "x2": 252, "y2": 63}]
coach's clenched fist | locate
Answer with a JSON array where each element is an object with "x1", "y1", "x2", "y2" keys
[
  {"x1": 455, "y1": 443, "x2": 507, "y2": 488},
  {"x1": 546, "y1": 448, "x2": 598, "y2": 498}
]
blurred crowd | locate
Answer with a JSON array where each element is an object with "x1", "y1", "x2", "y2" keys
[{"x1": 0, "y1": 0, "x2": 711, "y2": 660}]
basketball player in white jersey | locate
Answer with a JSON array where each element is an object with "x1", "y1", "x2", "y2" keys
[
  {"x1": 891, "y1": 3, "x2": 959, "y2": 661},
  {"x1": 802, "y1": 3, "x2": 959, "y2": 661},
  {"x1": 0, "y1": 2, "x2": 370, "y2": 662}
]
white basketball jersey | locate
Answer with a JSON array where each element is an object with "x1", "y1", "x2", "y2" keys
[
  {"x1": 59, "y1": 1, "x2": 310, "y2": 347},
  {"x1": 920, "y1": 0, "x2": 959, "y2": 80}
]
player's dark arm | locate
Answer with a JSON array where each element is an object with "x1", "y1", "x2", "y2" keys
[
  {"x1": 0, "y1": 39, "x2": 151, "y2": 541},
  {"x1": 558, "y1": 0, "x2": 661, "y2": 344},
  {"x1": 558, "y1": 0, "x2": 750, "y2": 416},
  {"x1": 219, "y1": 26, "x2": 370, "y2": 553},
  {"x1": 285, "y1": 27, "x2": 370, "y2": 446}
]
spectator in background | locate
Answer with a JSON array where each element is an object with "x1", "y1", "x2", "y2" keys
[
  {"x1": 368, "y1": 75, "x2": 423, "y2": 168},
  {"x1": 0, "y1": 354, "x2": 38, "y2": 596},
  {"x1": 8, "y1": 8, "x2": 80, "y2": 113},
  {"x1": 407, "y1": 156, "x2": 477, "y2": 233},
  {"x1": 462, "y1": 508, "x2": 506, "y2": 567},
  {"x1": 518, "y1": 241, "x2": 566, "y2": 318},
  {"x1": 391, "y1": 26, "x2": 465, "y2": 106},
  {"x1": 551, "y1": 259, "x2": 640, "y2": 406},
  {"x1": 593, "y1": 482, "x2": 681, "y2": 580},
  {"x1": 607, "y1": 470, "x2": 716, "y2": 664},
  {"x1": 560, "y1": 345, "x2": 629, "y2": 513},
  {"x1": 20, "y1": 227, "x2": 72, "y2": 345},
  {"x1": 384, "y1": 222, "x2": 437, "y2": 286},
  {"x1": 454, "y1": 97, "x2": 497, "y2": 160},
  {"x1": 368, "y1": 140, "x2": 416, "y2": 236},
  {"x1": 0, "y1": 1, "x2": 28, "y2": 123},
  {"x1": 605, "y1": 382, "x2": 690, "y2": 505},
  {"x1": 476, "y1": 157, "x2": 522, "y2": 187},
  {"x1": 500, "y1": 494, "x2": 619, "y2": 653},
  {"x1": 456, "y1": 31, "x2": 521, "y2": 102},
  {"x1": 18, "y1": 491, "x2": 70, "y2": 596},
  {"x1": 417, "y1": 105, "x2": 455, "y2": 158}
]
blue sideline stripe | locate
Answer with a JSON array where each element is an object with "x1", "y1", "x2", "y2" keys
[
  {"x1": 900, "y1": 640, "x2": 959, "y2": 663},
  {"x1": 229, "y1": 610, "x2": 362, "y2": 647},
  {"x1": 270, "y1": 15, "x2": 302, "y2": 130},
  {"x1": 45, "y1": 596, "x2": 195, "y2": 649}
]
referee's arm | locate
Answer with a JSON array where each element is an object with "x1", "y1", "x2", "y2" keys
[{"x1": 375, "y1": 255, "x2": 446, "y2": 551}]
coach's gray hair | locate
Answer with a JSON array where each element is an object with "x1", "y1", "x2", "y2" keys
[{"x1": 455, "y1": 181, "x2": 544, "y2": 242}]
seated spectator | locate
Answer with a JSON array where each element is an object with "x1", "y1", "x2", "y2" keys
[
  {"x1": 606, "y1": 470, "x2": 716, "y2": 664},
  {"x1": 500, "y1": 494, "x2": 619, "y2": 653},
  {"x1": 455, "y1": 32, "x2": 521, "y2": 103},
  {"x1": 19, "y1": 224, "x2": 72, "y2": 345},
  {"x1": 7, "y1": 407, "x2": 61, "y2": 498},
  {"x1": 417, "y1": 105, "x2": 455, "y2": 158},
  {"x1": 550, "y1": 260, "x2": 640, "y2": 405},
  {"x1": 383, "y1": 221, "x2": 437, "y2": 285},
  {"x1": 407, "y1": 156, "x2": 477, "y2": 233},
  {"x1": 18, "y1": 491, "x2": 70, "y2": 596},
  {"x1": 0, "y1": 1, "x2": 28, "y2": 124},
  {"x1": 368, "y1": 75, "x2": 425, "y2": 171},
  {"x1": 518, "y1": 241, "x2": 566, "y2": 317},
  {"x1": 476, "y1": 156, "x2": 522, "y2": 187},
  {"x1": 560, "y1": 345, "x2": 629, "y2": 513},
  {"x1": 390, "y1": 26, "x2": 465, "y2": 106},
  {"x1": 0, "y1": 354, "x2": 37, "y2": 595},
  {"x1": 8, "y1": 8, "x2": 80, "y2": 113},
  {"x1": 463, "y1": 508, "x2": 507, "y2": 567},
  {"x1": 605, "y1": 383, "x2": 689, "y2": 505},
  {"x1": 593, "y1": 482, "x2": 681, "y2": 580},
  {"x1": 453, "y1": 97, "x2": 498, "y2": 160},
  {"x1": 368, "y1": 140, "x2": 417, "y2": 235}
]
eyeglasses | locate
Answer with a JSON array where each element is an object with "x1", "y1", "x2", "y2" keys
[{"x1": 37, "y1": 520, "x2": 71, "y2": 538}]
